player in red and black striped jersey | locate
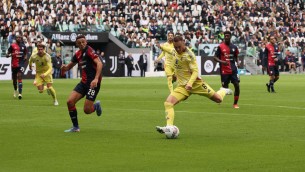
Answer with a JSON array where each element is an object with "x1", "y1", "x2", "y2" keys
[
  {"x1": 6, "y1": 34, "x2": 28, "y2": 99},
  {"x1": 265, "y1": 35, "x2": 280, "y2": 93},
  {"x1": 214, "y1": 31, "x2": 240, "y2": 109},
  {"x1": 61, "y1": 35, "x2": 103, "y2": 133}
]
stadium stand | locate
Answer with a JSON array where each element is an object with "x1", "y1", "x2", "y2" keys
[{"x1": 0, "y1": 0, "x2": 305, "y2": 74}]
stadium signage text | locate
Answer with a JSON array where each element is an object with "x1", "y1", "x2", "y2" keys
[
  {"x1": 0, "y1": 58, "x2": 12, "y2": 80},
  {"x1": 0, "y1": 64, "x2": 9, "y2": 74},
  {"x1": 51, "y1": 33, "x2": 98, "y2": 42}
]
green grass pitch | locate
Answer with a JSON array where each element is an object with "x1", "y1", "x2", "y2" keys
[{"x1": 1, "y1": 75, "x2": 305, "y2": 171}]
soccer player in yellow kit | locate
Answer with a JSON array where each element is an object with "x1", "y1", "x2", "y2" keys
[
  {"x1": 155, "y1": 31, "x2": 175, "y2": 93},
  {"x1": 28, "y1": 43, "x2": 59, "y2": 106},
  {"x1": 156, "y1": 35, "x2": 232, "y2": 134}
]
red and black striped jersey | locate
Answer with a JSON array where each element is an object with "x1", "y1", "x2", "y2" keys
[
  {"x1": 7, "y1": 43, "x2": 28, "y2": 68},
  {"x1": 265, "y1": 43, "x2": 279, "y2": 66},
  {"x1": 215, "y1": 42, "x2": 239, "y2": 74},
  {"x1": 72, "y1": 45, "x2": 101, "y2": 85}
]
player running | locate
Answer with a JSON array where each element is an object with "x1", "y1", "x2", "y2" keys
[
  {"x1": 6, "y1": 34, "x2": 28, "y2": 99},
  {"x1": 28, "y1": 42, "x2": 59, "y2": 105},
  {"x1": 61, "y1": 35, "x2": 103, "y2": 133}
]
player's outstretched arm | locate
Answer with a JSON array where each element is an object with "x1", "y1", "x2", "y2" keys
[
  {"x1": 61, "y1": 62, "x2": 77, "y2": 72},
  {"x1": 160, "y1": 44, "x2": 173, "y2": 53},
  {"x1": 155, "y1": 51, "x2": 165, "y2": 62}
]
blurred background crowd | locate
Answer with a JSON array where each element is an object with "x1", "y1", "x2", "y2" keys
[{"x1": 1, "y1": 0, "x2": 305, "y2": 75}]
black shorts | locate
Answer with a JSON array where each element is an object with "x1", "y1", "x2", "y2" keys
[
  {"x1": 74, "y1": 82, "x2": 100, "y2": 101},
  {"x1": 12, "y1": 67, "x2": 22, "y2": 75},
  {"x1": 267, "y1": 65, "x2": 279, "y2": 76},
  {"x1": 221, "y1": 73, "x2": 240, "y2": 87}
]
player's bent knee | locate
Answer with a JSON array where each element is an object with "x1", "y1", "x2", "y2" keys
[
  {"x1": 67, "y1": 100, "x2": 75, "y2": 107},
  {"x1": 83, "y1": 108, "x2": 92, "y2": 114},
  {"x1": 164, "y1": 101, "x2": 174, "y2": 109}
]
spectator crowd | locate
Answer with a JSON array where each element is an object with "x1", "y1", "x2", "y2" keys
[{"x1": 1, "y1": 0, "x2": 305, "y2": 73}]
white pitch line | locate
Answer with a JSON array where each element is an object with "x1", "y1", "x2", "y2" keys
[
  {"x1": 241, "y1": 103, "x2": 305, "y2": 110},
  {"x1": 1, "y1": 100, "x2": 305, "y2": 118},
  {"x1": 103, "y1": 108, "x2": 305, "y2": 118},
  {"x1": 2, "y1": 100, "x2": 305, "y2": 111}
]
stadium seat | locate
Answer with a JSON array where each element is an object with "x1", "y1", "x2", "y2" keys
[
  {"x1": 116, "y1": 30, "x2": 121, "y2": 37},
  {"x1": 190, "y1": 38, "x2": 197, "y2": 48},
  {"x1": 172, "y1": 23, "x2": 177, "y2": 34},
  {"x1": 69, "y1": 22, "x2": 75, "y2": 32},
  {"x1": 182, "y1": 23, "x2": 189, "y2": 32},
  {"x1": 110, "y1": 28, "x2": 117, "y2": 37},
  {"x1": 57, "y1": 23, "x2": 63, "y2": 32},
  {"x1": 62, "y1": 22, "x2": 69, "y2": 32},
  {"x1": 177, "y1": 23, "x2": 182, "y2": 32}
]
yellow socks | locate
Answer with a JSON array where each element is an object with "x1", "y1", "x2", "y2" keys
[
  {"x1": 216, "y1": 89, "x2": 226, "y2": 101},
  {"x1": 48, "y1": 86, "x2": 57, "y2": 100},
  {"x1": 164, "y1": 102, "x2": 174, "y2": 126}
]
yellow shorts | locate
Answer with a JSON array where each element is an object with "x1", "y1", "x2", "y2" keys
[
  {"x1": 164, "y1": 64, "x2": 174, "y2": 76},
  {"x1": 34, "y1": 73, "x2": 53, "y2": 86},
  {"x1": 171, "y1": 80, "x2": 216, "y2": 102}
]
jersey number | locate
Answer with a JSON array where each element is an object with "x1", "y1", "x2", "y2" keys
[
  {"x1": 88, "y1": 89, "x2": 96, "y2": 96},
  {"x1": 201, "y1": 83, "x2": 207, "y2": 89}
]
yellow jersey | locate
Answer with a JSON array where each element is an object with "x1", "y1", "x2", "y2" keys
[
  {"x1": 29, "y1": 52, "x2": 53, "y2": 76},
  {"x1": 171, "y1": 48, "x2": 199, "y2": 86},
  {"x1": 157, "y1": 42, "x2": 174, "y2": 67}
]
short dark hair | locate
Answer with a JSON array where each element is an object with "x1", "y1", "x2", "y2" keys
[
  {"x1": 173, "y1": 35, "x2": 184, "y2": 42},
  {"x1": 224, "y1": 31, "x2": 231, "y2": 36},
  {"x1": 175, "y1": 33, "x2": 183, "y2": 37},
  {"x1": 268, "y1": 35, "x2": 275, "y2": 41},
  {"x1": 76, "y1": 34, "x2": 86, "y2": 41}
]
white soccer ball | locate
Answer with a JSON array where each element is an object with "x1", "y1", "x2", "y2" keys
[{"x1": 164, "y1": 125, "x2": 180, "y2": 139}]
